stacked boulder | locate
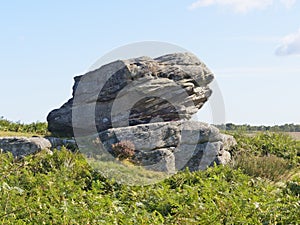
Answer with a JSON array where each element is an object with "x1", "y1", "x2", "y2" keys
[{"x1": 47, "y1": 52, "x2": 235, "y2": 173}]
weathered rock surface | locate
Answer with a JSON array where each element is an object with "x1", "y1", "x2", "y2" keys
[
  {"x1": 0, "y1": 137, "x2": 52, "y2": 158},
  {"x1": 47, "y1": 52, "x2": 214, "y2": 136},
  {"x1": 0, "y1": 137, "x2": 77, "y2": 158},
  {"x1": 221, "y1": 134, "x2": 237, "y2": 151},
  {"x1": 96, "y1": 121, "x2": 235, "y2": 173}
]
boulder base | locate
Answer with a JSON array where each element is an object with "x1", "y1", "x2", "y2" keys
[{"x1": 92, "y1": 121, "x2": 235, "y2": 173}]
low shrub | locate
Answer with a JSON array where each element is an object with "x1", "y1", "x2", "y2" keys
[
  {"x1": 111, "y1": 140, "x2": 135, "y2": 161},
  {"x1": 285, "y1": 180, "x2": 300, "y2": 196},
  {"x1": 231, "y1": 153, "x2": 293, "y2": 182},
  {"x1": 231, "y1": 131, "x2": 300, "y2": 166},
  {"x1": 0, "y1": 117, "x2": 49, "y2": 136}
]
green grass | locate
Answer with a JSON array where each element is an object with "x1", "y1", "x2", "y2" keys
[
  {"x1": 0, "y1": 146, "x2": 299, "y2": 224},
  {"x1": 1, "y1": 121, "x2": 300, "y2": 224},
  {"x1": 231, "y1": 153, "x2": 294, "y2": 182},
  {"x1": 0, "y1": 130, "x2": 44, "y2": 137},
  {"x1": 88, "y1": 157, "x2": 170, "y2": 186}
]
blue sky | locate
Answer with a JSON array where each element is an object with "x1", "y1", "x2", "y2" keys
[{"x1": 0, "y1": 1, "x2": 299, "y2": 125}]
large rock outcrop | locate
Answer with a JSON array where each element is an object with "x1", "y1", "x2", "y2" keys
[
  {"x1": 47, "y1": 53, "x2": 213, "y2": 136},
  {"x1": 45, "y1": 52, "x2": 236, "y2": 174}
]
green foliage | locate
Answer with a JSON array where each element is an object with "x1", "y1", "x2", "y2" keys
[
  {"x1": 1, "y1": 149, "x2": 300, "y2": 224},
  {"x1": 215, "y1": 123, "x2": 300, "y2": 132},
  {"x1": 1, "y1": 119, "x2": 299, "y2": 224},
  {"x1": 285, "y1": 179, "x2": 300, "y2": 197},
  {"x1": 229, "y1": 132, "x2": 300, "y2": 183},
  {"x1": 0, "y1": 117, "x2": 49, "y2": 136},
  {"x1": 232, "y1": 153, "x2": 293, "y2": 182},
  {"x1": 231, "y1": 131, "x2": 300, "y2": 166}
]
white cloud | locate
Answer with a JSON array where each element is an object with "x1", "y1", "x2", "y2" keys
[
  {"x1": 188, "y1": 0, "x2": 297, "y2": 13},
  {"x1": 280, "y1": 0, "x2": 296, "y2": 8},
  {"x1": 275, "y1": 29, "x2": 300, "y2": 56}
]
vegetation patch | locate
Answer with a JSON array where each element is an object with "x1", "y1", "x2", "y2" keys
[
  {"x1": 0, "y1": 145, "x2": 299, "y2": 224},
  {"x1": 231, "y1": 131, "x2": 300, "y2": 166},
  {"x1": 0, "y1": 117, "x2": 49, "y2": 137},
  {"x1": 1, "y1": 119, "x2": 300, "y2": 224},
  {"x1": 111, "y1": 140, "x2": 136, "y2": 162}
]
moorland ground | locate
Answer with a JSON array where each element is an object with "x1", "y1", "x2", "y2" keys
[{"x1": 0, "y1": 119, "x2": 299, "y2": 224}]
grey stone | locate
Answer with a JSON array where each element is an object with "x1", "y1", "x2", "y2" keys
[
  {"x1": 0, "y1": 136, "x2": 79, "y2": 158},
  {"x1": 212, "y1": 134, "x2": 237, "y2": 166},
  {"x1": 182, "y1": 141, "x2": 222, "y2": 171},
  {"x1": 0, "y1": 137, "x2": 52, "y2": 158},
  {"x1": 135, "y1": 148, "x2": 175, "y2": 174},
  {"x1": 215, "y1": 149, "x2": 231, "y2": 165},
  {"x1": 221, "y1": 134, "x2": 237, "y2": 151},
  {"x1": 47, "y1": 52, "x2": 214, "y2": 136},
  {"x1": 46, "y1": 137, "x2": 77, "y2": 150}
]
